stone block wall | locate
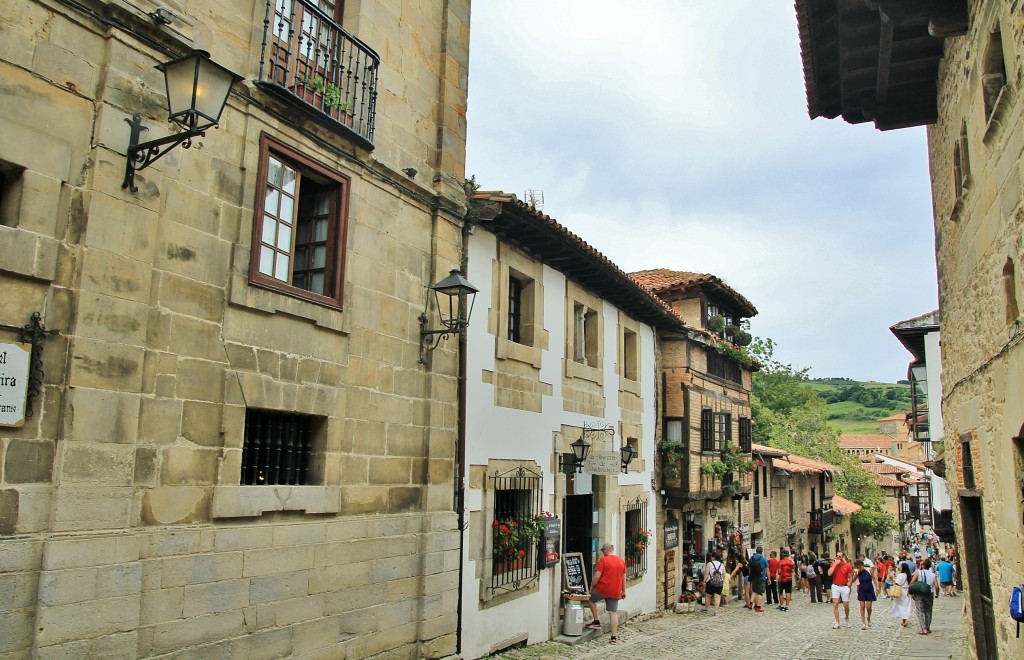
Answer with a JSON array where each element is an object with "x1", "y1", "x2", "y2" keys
[
  {"x1": 927, "y1": 1, "x2": 1024, "y2": 657},
  {"x1": 0, "y1": 0, "x2": 471, "y2": 656}
]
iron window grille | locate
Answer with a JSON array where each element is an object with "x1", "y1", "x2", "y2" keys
[
  {"x1": 490, "y1": 466, "x2": 542, "y2": 594},
  {"x1": 241, "y1": 409, "x2": 316, "y2": 485},
  {"x1": 624, "y1": 497, "x2": 648, "y2": 579}
]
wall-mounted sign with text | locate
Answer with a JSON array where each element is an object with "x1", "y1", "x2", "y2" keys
[
  {"x1": 583, "y1": 451, "x2": 620, "y2": 475},
  {"x1": 0, "y1": 342, "x2": 31, "y2": 427}
]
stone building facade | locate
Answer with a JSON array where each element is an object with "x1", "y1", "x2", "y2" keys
[
  {"x1": 796, "y1": 1, "x2": 1024, "y2": 656},
  {"x1": 629, "y1": 270, "x2": 759, "y2": 608},
  {"x1": 0, "y1": 0, "x2": 471, "y2": 656}
]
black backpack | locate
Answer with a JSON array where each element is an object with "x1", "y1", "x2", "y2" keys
[
  {"x1": 748, "y1": 554, "x2": 764, "y2": 579},
  {"x1": 708, "y1": 562, "x2": 724, "y2": 587}
]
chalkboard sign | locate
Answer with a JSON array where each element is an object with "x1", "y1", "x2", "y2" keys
[
  {"x1": 664, "y1": 521, "x2": 679, "y2": 550},
  {"x1": 542, "y1": 517, "x2": 561, "y2": 567},
  {"x1": 563, "y1": 552, "x2": 588, "y2": 594}
]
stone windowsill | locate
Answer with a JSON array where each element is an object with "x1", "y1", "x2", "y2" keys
[{"x1": 212, "y1": 485, "x2": 340, "y2": 518}]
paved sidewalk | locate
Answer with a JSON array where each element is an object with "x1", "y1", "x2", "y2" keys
[{"x1": 493, "y1": 590, "x2": 969, "y2": 659}]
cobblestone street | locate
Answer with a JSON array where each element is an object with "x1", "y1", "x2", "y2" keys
[{"x1": 496, "y1": 592, "x2": 969, "y2": 660}]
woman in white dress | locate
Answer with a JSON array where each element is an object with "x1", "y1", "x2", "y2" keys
[{"x1": 889, "y1": 563, "x2": 913, "y2": 626}]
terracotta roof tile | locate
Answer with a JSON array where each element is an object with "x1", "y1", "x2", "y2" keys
[
  {"x1": 876, "y1": 475, "x2": 909, "y2": 489},
  {"x1": 751, "y1": 443, "x2": 789, "y2": 458},
  {"x1": 831, "y1": 495, "x2": 862, "y2": 516},
  {"x1": 630, "y1": 268, "x2": 758, "y2": 317},
  {"x1": 840, "y1": 434, "x2": 896, "y2": 448},
  {"x1": 774, "y1": 454, "x2": 844, "y2": 475}
]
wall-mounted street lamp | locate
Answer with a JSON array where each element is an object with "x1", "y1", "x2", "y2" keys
[
  {"x1": 620, "y1": 444, "x2": 637, "y2": 473},
  {"x1": 559, "y1": 436, "x2": 592, "y2": 475},
  {"x1": 418, "y1": 269, "x2": 478, "y2": 363},
  {"x1": 123, "y1": 50, "x2": 242, "y2": 192},
  {"x1": 708, "y1": 506, "x2": 718, "y2": 520}
]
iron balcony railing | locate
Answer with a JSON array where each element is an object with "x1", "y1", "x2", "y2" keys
[{"x1": 260, "y1": 0, "x2": 380, "y2": 147}]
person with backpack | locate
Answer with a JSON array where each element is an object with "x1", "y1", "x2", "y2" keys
[
  {"x1": 817, "y1": 552, "x2": 834, "y2": 605},
  {"x1": 806, "y1": 552, "x2": 822, "y2": 603},
  {"x1": 747, "y1": 546, "x2": 769, "y2": 613},
  {"x1": 703, "y1": 550, "x2": 726, "y2": 616}
]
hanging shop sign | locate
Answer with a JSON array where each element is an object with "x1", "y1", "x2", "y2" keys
[
  {"x1": 0, "y1": 342, "x2": 31, "y2": 427},
  {"x1": 542, "y1": 516, "x2": 561, "y2": 567},
  {"x1": 583, "y1": 451, "x2": 620, "y2": 475},
  {"x1": 664, "y1": 520, "x2": 679, "y2": 550}
]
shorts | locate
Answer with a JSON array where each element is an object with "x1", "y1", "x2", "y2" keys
[
  {"x1": 590, "y1": 588, "x2": 620, "y2": 612},
  {"x1": 941, "y1": 581, "x2": 953, "y2": 587},
  {"x1": 831, "y1": 584, "x2": 851, "y2": 602},
  {"x1": 750, "y1": 578, "x2": 765, "y2": 595},
  {"x1": 705, "y1": 583, "x2": 723, "y2": 596},
  {"x1": 779, "y1": 581, "x2": 792, "y2": 594}
]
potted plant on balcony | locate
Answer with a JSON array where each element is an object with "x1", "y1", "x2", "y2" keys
[
  {"x1": 707, "y1": 314, "x2": 725, "y2": 334},
  {"x1": 297, "y1": 75, "x2": 355, "y2": 126},
  {"x1": 700, "y1": 444, "x2": 754, "y2": 500},
  {"x1": 658, "y1": 439, "x2": 686, "y2": 487}
]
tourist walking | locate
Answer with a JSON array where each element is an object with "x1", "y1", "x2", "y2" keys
[
  {"x1": 890, "y1": 563, "x2": 912, "y2": 627},
  {"x1": 766, "y1": 550, "x2": 779, "y2": 606},
  {"x1": 854, "y1": 559, "x2": 876, "y2": 629},
  {"x1": 827, "y1": 551, "x2": 853, "y2": 629},
  {"x1": 586, "y1": 542, "x2": 627, "y2": 645},
  {"x1": 730, "y1": 550, "x2": 750, "y2": 608},
  {"x1": 806, "y1": 552, "x2": 822, "y2": 603},
  {"x1": 910, "y1": 558, "x2": 937, "y2": 635},
  {"x1": 777, "y1": 549, "x2": 795, "y2": 611},
  {"x1": 817, "y1": 552, "x2": 834, "y2": 606},
  {"x1": 703, "y1": 551, "x2": 726, "y2": 616},
  {"x1": 936, "y1": 556, "x2": 956, "y2": 596},
  {"x1": 747, "y1": 546, "x2": 769, "y2": 613}
]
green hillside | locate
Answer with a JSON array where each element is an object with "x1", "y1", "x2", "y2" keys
[{"x1": 809, "y1": 379, "x2": 912, "y2": 435}]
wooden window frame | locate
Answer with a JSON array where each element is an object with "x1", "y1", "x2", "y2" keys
[{"x1": 249, "y1": 135, "x2": 350, "y2": 309}]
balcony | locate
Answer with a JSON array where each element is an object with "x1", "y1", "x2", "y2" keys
[
  {"x1": 808, "y1": 508, "x2": 834, "y2": 534},
  {"x1": 259, "y1": 0, "x2": 380, "y2": 148}
]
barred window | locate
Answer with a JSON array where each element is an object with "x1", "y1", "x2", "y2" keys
[
  {"x1": 241, "y1": 409, "x2": 319, "y2": 485},
  {"x1": 624, "y1": 498, "x2": 648, "y2": 579},
  {"x1": 490, "y1": 466, "x2": 542, "y2": 594}
]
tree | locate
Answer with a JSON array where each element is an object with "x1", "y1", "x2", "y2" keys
[{"x1": 751, "y1": 335, "x2": 896, "y2": 538}]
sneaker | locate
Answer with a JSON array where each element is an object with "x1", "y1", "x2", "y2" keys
[
  {"x1": 609, "y1": 636, "x2": 618, "y2": 644},
  {"x1": 832, "y1": 623, "x2": 840, "y2": 629},
  {"x1": 776, "y1": 605, "x2": 784, "y2": 610},
  {"x1": 861, "y1": 625, "x2": 868, "y2": 630},
  {"x1": 585, "y1": 621, "x2": 602, "y2": 630},
  {"x1": 754, "y1": 606, "x2": 765, "y2": 613}
]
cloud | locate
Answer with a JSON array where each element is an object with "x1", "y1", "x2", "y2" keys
[{"x1": 466, "y1": 1, "x2": 939, "y2": 381}]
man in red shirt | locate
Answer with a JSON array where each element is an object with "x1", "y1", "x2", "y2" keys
[
  {"x1": 777, "y1": 549, "x2": 796, "y2": 611},
  {"x1": 766, "y1": 550, "x2": 780, "y2": 607},
  {"x1": 585, "y1": 542, "x2": 627, "y2": 644},
  {"x1": 827, "y1": 551, "x2": 854, "y2": 628}
]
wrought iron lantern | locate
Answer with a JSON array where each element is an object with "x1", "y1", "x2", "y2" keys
[
  {"x1": 559, "y1": 436, "x2": 592, "y2": 475},
  {"x1": 418, "y1": 269, "x2": 478, "y2": 363},
  {"x1": 123, "y1": 50, "x2": 242, "y2": 191},
  {"x1": 620, "y1": 444, "x2": 637, "y2": 473}
]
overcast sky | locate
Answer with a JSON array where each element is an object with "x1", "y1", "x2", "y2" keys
[{"x1": 464, "y1": 1, "x2": 939, "y2": 383}]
